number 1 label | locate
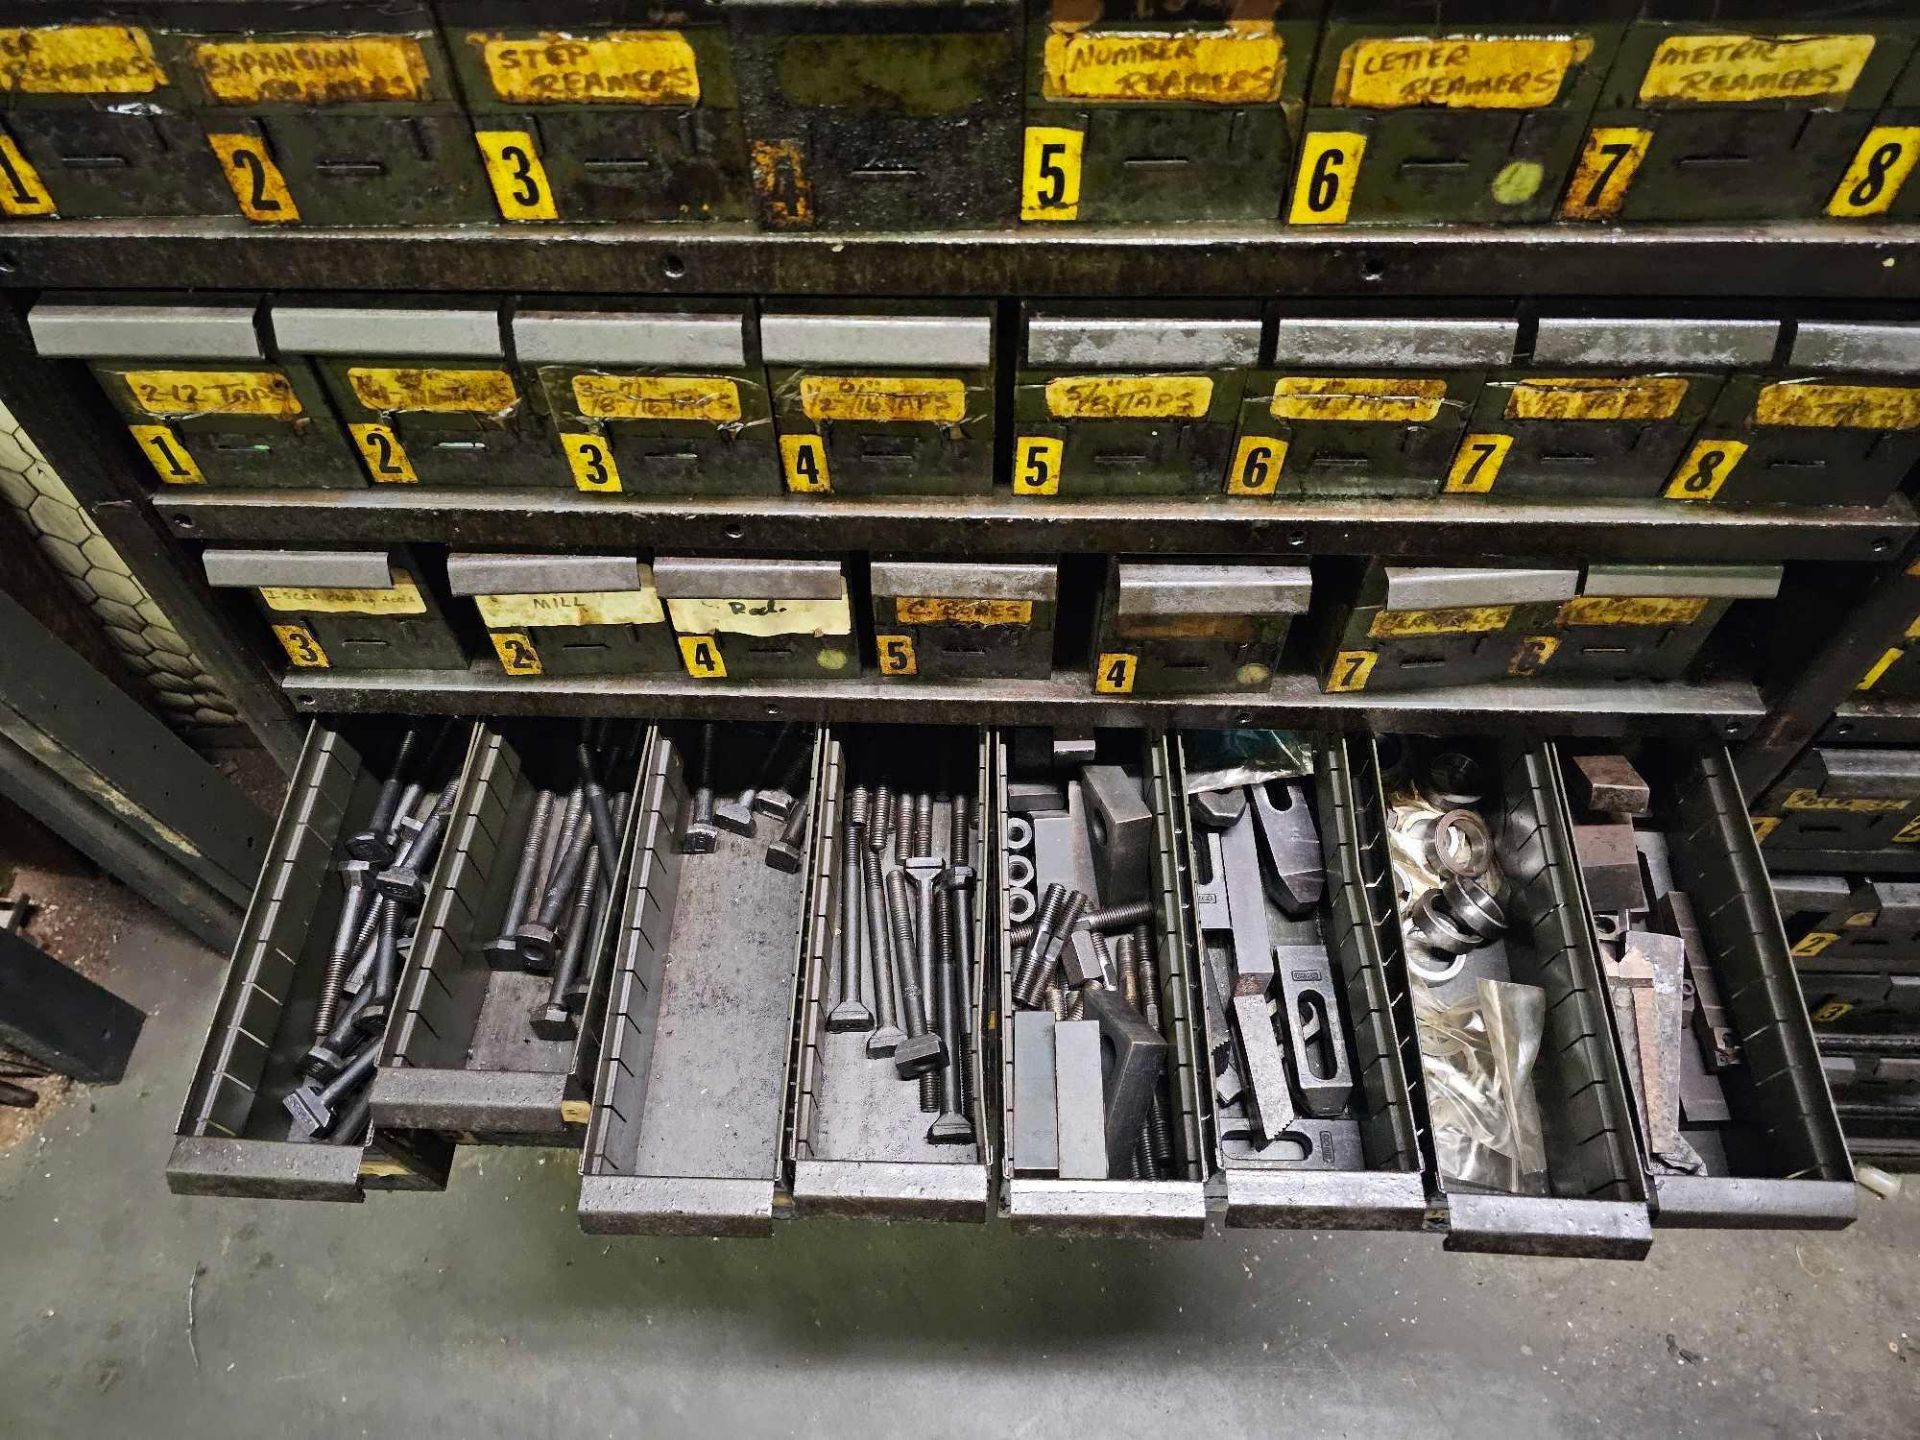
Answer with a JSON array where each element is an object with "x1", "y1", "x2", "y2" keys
[{"x1": 129, "y1": 424, "x2": 205, "y2": 485}]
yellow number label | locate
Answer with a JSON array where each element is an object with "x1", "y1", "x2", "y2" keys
[
  {"x1": 272, "y1": 622, "x2": 329, "y2": 668},
  {"x1": 1444, "y1": 433, "x2": 1511, "y2": 493},
  {"x1": 1558, "y1": 126, "x2": 1650, "y2": 221},
  {"x1": 127, "y1": 424, "x2": 204, "y2": 485},
  {"x1": 1790, "y1": 931, "x2": 1839, "y2": 958},
  {"x1": 1508, "y1": 634, "x2": 1560, "y2": 677},
  {"x1": 1225, "y1": 435, "x2": 1285, "y2": 497},
  {"x1": 678, "y1": 634, "x2": 727, "y2": 678},
  {"x1": 1289, "y1": 131, "x2": 1365, "y2": 225},
  {"x1": 1809, "y1": 999, "x2": 1853, "y2": 1024},
  {"x1": 205, "y1": 133, "x2": 298, "y2": 223},
  {"x1": 475, "y1": 129, "x2": 558, "y2": 221},
  {"x1": 561, "y1": 433, "x2": 622, "y2": 493},
  {"x1": 490, "y1": 631, "x2": 543, "y2": 676},
  {"x1": 349, "y1": 423, "x2": 416, "y2": 484},
  {"x1": 780, "y1": 433, "x2": 831, "y2": 493},
  {"x1": 1858, "y1": 647, "x2": 1905, "y2": 692},
  {"x1": 1663, "y1": 439, "x2": 1746, "y2": 501},
  {"x1": 1894, "y1": 814, "x2": 1920, "y2": 844},
  {"x1": 1829, "y1": 126, "x2": 1920, "y2": 219},
  {"x1": 1749, "y1": 815, "x2": 1782, "y2": 844},
  {"x1": 875, "y1": 634, "x2": 918, "y2": 677},
  {"x1": 0, "y1": 133, "x2": 54, "y2": 215},
  {"x1": 1011, "y1": 435, "x2": 1063, "y2": 497},
  {"x1": 1326, "y1": 649, "x2": 1378, "y2": 692},
  {"x1": 1094, "y1": 652, "x2": 1138, "y2": 695},
  {"x1": 1021, "y1": 125, "x2": 1084, "y2": 222}
]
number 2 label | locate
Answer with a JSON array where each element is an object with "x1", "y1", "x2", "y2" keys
[
  {"x1": 206, "y1": 133, "x2": 299, "y2": 223},
  {"x1": 350, "y1": 424, "x2": 417, "y2": 484}
]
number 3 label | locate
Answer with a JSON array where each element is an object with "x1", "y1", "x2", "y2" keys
[
  {"x1": 476, "y1": 130, "x2": 558, "y2": 222},
  {"x1": 1021, "y1": 126, "x2": 1084, "y2": 222},
  {"x1": 1289, "y1": 131, "x2": 1366, "y2": 225}
]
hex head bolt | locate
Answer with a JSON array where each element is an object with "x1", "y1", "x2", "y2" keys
[
  {"x1": 1131, "y1": 925, "x2": 1173, "y2": 1177},
  {"x1": 346, "y1": 723, "x2": 424, "y2": 863},
  {"x1": 578, "y1": 738, "x2": 623, "y2": 888},
  {"x1": 681, "y1": 723, "x2": 720, "y2": 854},
  {"x1": 284, "y1": 1032, "x2": 380, "y2": 1140},
  {"x1": 829, "y1": 786, "x2": 875, "y2": 1032},
  {"x1": 485, "y1": 787, "x2": 555, "y2": 967},
  {"x1": 520, "y1": 789, "x2": 598, "y2": 972},
  {"x1": 313, "y1": 861, "x2": 373, "y2": 1038},
  {"x1": 928, "y1": 881, "x2": 975, "y2": 1145},
  {"x1": 861, "y1": 849, "x2": 906, "y2": 1056},
  {"x1": 1010, "y1": 883, "x2": 1069, "y2": 1009},
  {"x1": 886, "y1": 865, "x2": 945, "y2": 1078}
]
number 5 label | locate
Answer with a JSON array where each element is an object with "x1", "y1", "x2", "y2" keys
[
  {"x1": 1021, "y1": 126, "x2": 1083, "y2": 222},
  {"x1": 1289, "y1": 131, "x2": 1366, "y2": 226},
  {"x1": 1011, "y1": 436, "x2": 1064, "y2": 496}
]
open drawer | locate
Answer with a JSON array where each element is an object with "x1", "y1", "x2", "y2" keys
[
  {"x1": 1172, "y1": 732, "x2": 1429, "y2": 1231},
  {"x1": 169, "y1": 720, "x2": 468, "y2": 1202},
  {"x1": 371, "y1": 720, "x2": 646, "y2": 1148},
  {"x1": 578, "y1": 722, "x2": 819, "y2": 1237},
  {"x1": 1551, "y1": 742, "x2": 1855, "y2": 1230},
  {"x1": 1362, "y1": 736, "x2": 1653, "y2": 1259},
  {"x1": 993, "y1": 729, "x2": 1209, "y2": 1238},
  {"x1": 784, "y1": 725, "x2": 992, "y2": 1223}
]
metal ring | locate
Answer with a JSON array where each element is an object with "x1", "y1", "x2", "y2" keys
[
  {"x1": 1006, "y1": 886, "x2": 1036, "y2": 924},
  {"x1": 1005, "y1": 815, "x2": 1033, "y2": 852},
  {"x1": 1441, "y1": 875, "x2": 1506, "y2": 939},
  {"x1": 1428, "y1": 809, "x2": 1493, "y2": 880},
  {"x1": 1422, "y1": 750, "x2": 1488, "y2": 811},
  {"x1": 1005, "y1": 852, "x2": 1035, "y2": 889},
  {"x1": 1409, "y1": 891, "x2": 1479, "y2": 955}
]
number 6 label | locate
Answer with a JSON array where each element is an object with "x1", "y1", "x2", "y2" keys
[{"x1": 1289, "y1": 131, "x2": 1366, "y2": 226}]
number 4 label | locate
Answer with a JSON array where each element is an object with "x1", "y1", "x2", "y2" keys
[
  {"x1": 1289, "y1": 131, "x2": 1366, "y2": 226},
  {"x1": 780, "y1": 434, "x2": 831, "y2": 493},
  {"x1": 1094, "y1": 652, "x2": 1137, "y2": 694},
  {"x1": 1021, "y1": 126, "x2": 1083, "y2": 222},
  {"x1": 678, "y1": 634, "x2": 728, "y2": 679}
]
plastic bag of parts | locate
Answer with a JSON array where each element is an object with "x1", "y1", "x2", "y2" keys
[
  {"x1": 1184, "y1": 729, "x2": 1315, "y2": 796},
  {"x1": 1414, "y1": 977, "x2": 1550, "y2": 1196}
]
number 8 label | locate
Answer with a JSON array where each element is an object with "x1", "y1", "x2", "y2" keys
[
  {"x1": 1828, "y1": 127, "x2": 1920, "y2": 219},
  {"x1": 1662, "y1": 439, "x2": 1747, "y2": 502}
]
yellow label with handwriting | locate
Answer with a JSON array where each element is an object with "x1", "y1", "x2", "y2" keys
[
  {"x1": 1791, "y1": 930, "x2": 1839, "y2": 958},
  {"x1": 1859, "y1": 646, "x2": 1905, "y2": 691},
  {"x1": 561, "y1": 433, "x2": 621, "y2": 492},
  {"x1": 1782, "y1": 788, "x2": 1910, "y2": 815},
  {"x1": 573, "y1": 374, "x2": 741, "y2": 423},
  {"x1": 1638, "y1": 33, "x2": 1876, "y2": 106},
  {"x1": 474, "y1": 31, "x2": 698, "y2": 105},
  {"x1": 489, "y1": 631, "x2": 542, "y2": 676},
  {"x1": 1750, "y1": 814, "x2": 1781, "y2": 843},
  {"x1": 1094, "y1": 652, "x2": 1139, "y2": 695},
  {"x1": 1506, "y1": 375, "x2": 1689, "y2": 422},
  {"x1": 475, "y1": 589, "x2": 664, "y2": 629},
  {"x1": 1662, "y1": 439, "x2": 1747, "y2": 501},
  {"x1": 1042, "y1": 25, "x2": 1284, "y2": 105},
  {"x1": 1558, "y1": 125, "x2": 1650, "y2": 219},
  {"x1": 205, "y1": 132, "x2": 299, "y2": 222},
  {"x1": 1334, "y1": 36, "x2": 1590, "y2": 110},
  {"x1": 1289, "y1": 130, "x2": 1365, "y2": 224},
  {"x1": 1754, "y1": 382, "x2": 1920, "y2": 431},
  {"x1": 1271, "y1": 375, "x2": 1446, "y2": 423},
  {"x1": 1226, "y1": 435, "x2": 1285, "y2": 496},
  {"x1": 798, "y1": 376, "x2": 965, "y2": 424},
  {"x1": 1021, "y1": 125, "x2": 1084, "y2": 220},
  {"x1": 129, "y1": 425, "x2": 204, "y2": 485},
  {"x1": 895, "y1": 597, "x2": 1034, "y2": 627},
  {"x1": 475, "y1": 129, "x2": 557, "y2": 221},
  {"x1": 0, "y1": 133, "x2": 54, "y2": 214},
  {"x1": 1445, "y1": 433, "x2": 1512, "y2": 493},
  {"x1": 191, "y1": 36, "x2": 430, "y2": 105},
  {"x1": 779, "y1": 433, "x2": 831, "y2": 493},
  {"x1": 1326, "y1": 649, "x2": 1378, "y2": 692},
  {"x1": 119, "y1": 369, "x2": 301, "y2": 419},
  {"x1": 1556, "y1": 595, "x2": 1709, "y2": 627},
  {"x1": 259, "y1": 570, "x2": 426, "y2": 616},
  {"x1": 0, "y1": 25, "x2": 163, "y2": 93},
  {"x1": 1045, "y1": 374, "x2": 1212, "y2": 420},
  {"x1": 677, "y1": 634, "x2": 726, "y2": 678},
  {"x1": 1829, "y1": 126, "x2": 1920, "y2": 218},
  {"x1": 1370, "y1": 604, "x2": 1514, "y2": 639},
  {"x1": 349, "y1": 423, "x2": 416, "y2": 483},
  {"x1": 272, "y1": 623, "x2": 329, "y2": 668},
  {"x1": 875, "y1": 634, "x2": 917, "y2": 677},
  {"x1": 347, "y1": 367, "x2": 519, "y2": 417},
  {"x1": 665, "y1": 595, "x2": 852, "y2": 640}
]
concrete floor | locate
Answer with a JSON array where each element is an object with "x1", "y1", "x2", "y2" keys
[{"x1": 2, "y1": 915, "x2": 1916, "y2": 1440}]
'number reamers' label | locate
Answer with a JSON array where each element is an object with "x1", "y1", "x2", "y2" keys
[
  {"x1": 259, "y1": 570, "x2": 427, "y2": 616},
  {"x1": 190, "y1": 36, "x2": 431, "y2": 105},
  {"x1": 1754, "y1": 382, "x2": 1920, "y2": 430},
  {"x1": 1504, "y1": 376, "x2": 1689, "y2": 422},
  {"x1": 1333, "y1": 36, "x2": 1591, "y2": 110},
  {"x1": 119, "y1": 369, "x2": 302, "y2": 419},
  {"x1": 0, "y1": 26, "x2": 164, "y2": 93},
  {"x1": 664, "y1": 594, "x2": 852, "y2": 639},
  {"x1": 474, "y1": 589, "x2": 664, "y2": 629},
  {"x1": 347, "y1": 367, "x2": 519, "y2": 416},
  {"x1": 1042, "y1": 25, "x2": 1284, "y2": 105},
  {"x1": 1636, "y1": 33, "x2": 1876, "y2": 106},
  {"x1": 1046, "y1": 375, "x2": 1212, "y2": 420},
  {"x1": 797, "y1": 376, "x2": 965, "y2": 424},
  {"x1": 573, "y1": 374, "x2": 741, "y2": 423},
  {"x1": 473, "y1": 31, "x2": 698, "y2": 105},
  {"x1": 1270, "y1": 376, "x2": 1444, "y2": 422}
]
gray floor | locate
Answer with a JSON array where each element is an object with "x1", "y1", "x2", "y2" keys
[{"x1": 2, "y1": 916, "x2": 1916, "y2": 1440}]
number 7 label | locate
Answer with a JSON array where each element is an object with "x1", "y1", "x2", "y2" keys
[
  {"x1": 1444, "y1": 433, "x2": 1510, "y2": 494},
  {"x1": 1559, "y1": 127, "x2": 1651, "y2": 221}
]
